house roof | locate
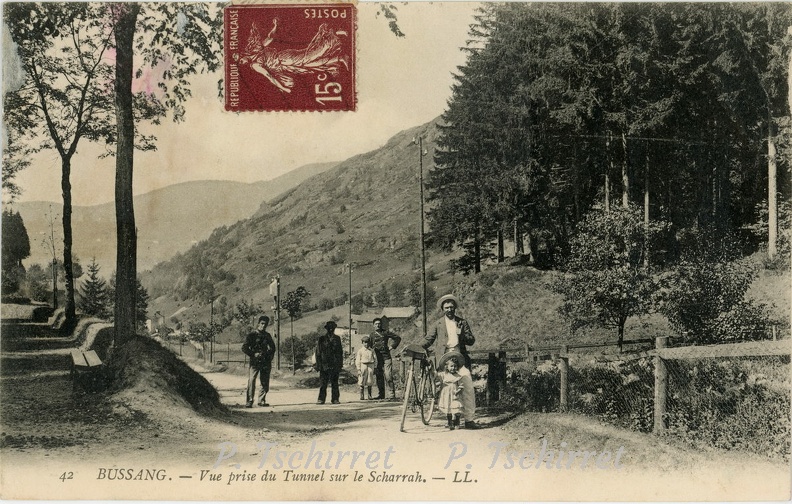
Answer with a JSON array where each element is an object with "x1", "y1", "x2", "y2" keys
[
  {"x1": 381, "y1": 306, "x2": 417, "y2": 319},
  {"x1": 354, "y1": 307, "x2": 416, "y2": 323}
]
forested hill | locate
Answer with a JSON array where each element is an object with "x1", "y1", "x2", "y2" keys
[{"x1": 144, "y1": 120, "x2": 448, "y2": 314}]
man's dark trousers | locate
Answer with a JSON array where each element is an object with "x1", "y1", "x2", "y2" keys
[{"x1": 318, "y1": 370, "x2": 340, "y2": 403}]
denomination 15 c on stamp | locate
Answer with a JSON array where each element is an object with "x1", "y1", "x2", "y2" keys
[{"x1": 225, "y1": 4, "x2": 356, "y2": 112}]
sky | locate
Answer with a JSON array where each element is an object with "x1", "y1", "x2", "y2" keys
[{"x1": 8, "y1": 2, "x2": 480, "y2": 206}]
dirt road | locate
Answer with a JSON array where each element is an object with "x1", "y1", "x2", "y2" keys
[{"x1": 1, "y1": 323, "x2": 789, "y2": 501}]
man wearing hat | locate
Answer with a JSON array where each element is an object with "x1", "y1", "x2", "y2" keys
[
  {"x1": 242, "y1": 315, "x2": 277, "y2": 408},
  {"x1": 315, "y1": 320, "x2": 344, "y2": 404},
  {"x1": 370, "y1": 316, "x2": 402, "y2": 400},
  {"x1": 423, "y1": 294, "x2": 478, "y2": 428}
]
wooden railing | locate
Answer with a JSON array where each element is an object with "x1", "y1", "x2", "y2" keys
[{"x1": 467, "y1": 337, "x2": 791, "y2": 434}]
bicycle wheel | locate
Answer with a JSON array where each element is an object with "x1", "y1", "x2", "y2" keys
[
  {"x1": 419, "y1": 360, "x2": 437, "y2": 425},
  {"x1": 399, "y1": 365, "x2": 414, "y2": 432}
]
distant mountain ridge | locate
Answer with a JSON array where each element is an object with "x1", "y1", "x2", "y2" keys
[{"x1": 15, "y1": 161, "x2": 337, "y2": 271}]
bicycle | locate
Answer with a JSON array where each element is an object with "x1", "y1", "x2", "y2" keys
[{"x1": 399, "y1": 344, "x2": 438, "y2": 432}]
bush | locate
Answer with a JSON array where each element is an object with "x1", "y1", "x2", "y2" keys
[
  {"x1": 500, "y1": 361, "x2": 559, "y2": 413},
  {"x1": 569, "y1": 360, "x2": 654, "y2": 432},
  {"x1": 656, "y1": 257, "x2": 765, "y2": 344},
  {"x1": 665, "y1": 358, "x2": 790, "y2": 461},
  {"x1": 711, "y1": 300, "x2": 780, "y2": 342},
  {"x1": 502, "y1": 356, "x2": 790, "y2": 462},
  {"x1": 282, "y1": 336, "x2": 310, "y2": 369}
]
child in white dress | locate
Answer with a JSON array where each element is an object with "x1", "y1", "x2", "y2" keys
[
  {"x1": 356, "y1": 335, "x2": 378, "y2": 400},
  {"x1": 438, "y1": 355, "x2": 463, "y2": 429}
]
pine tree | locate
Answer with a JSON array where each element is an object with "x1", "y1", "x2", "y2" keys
[
  {"x1": 78, "y1": 259, "x2": 110, "y2": 319},
  {"x1": 1, "y1": 210, "x2": 31, "y2": 294},
  {"x1": 136, "y1": 279, "x2": 149, "y2": 330}
]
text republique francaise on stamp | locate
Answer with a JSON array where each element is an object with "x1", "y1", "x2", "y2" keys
[{"x1": 225, "y1": 4, "x2": 356, "y2": 112}]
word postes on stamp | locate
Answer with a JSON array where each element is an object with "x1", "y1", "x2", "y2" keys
[{"x1": 225, "y1": 4, "x2": 356, "y2": 112}]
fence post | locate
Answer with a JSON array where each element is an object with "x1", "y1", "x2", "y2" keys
[
  {"x1": 653, "y1": 336, "x2": 668, "y2": 434},
  {"x1": 498, "y1": 351, "x2": 507, "y2": 394},
  {"x1": 559, "y1": 345, "x2": 569, "y2": 412},
  {"x1": 487, "y1": 353, "x2": 498, "y2": 405}
]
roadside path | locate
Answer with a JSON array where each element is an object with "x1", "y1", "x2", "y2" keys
[{"x1": 1, "y1": 319, "x2": 789, "y2": 501}]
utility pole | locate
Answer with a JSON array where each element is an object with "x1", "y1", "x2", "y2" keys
[
  {"x1": 270, "y1": 276, "x2": 281, "y2": 370},
  {"x1": 413, "y1": 135, "x2": 428, "y2": 338},
  {"x1": 209, "y1": 287, "x2": 214, "y2": 363},
  {"x1": 347, "y1": 263, "x2": 353, "y2": 354}
]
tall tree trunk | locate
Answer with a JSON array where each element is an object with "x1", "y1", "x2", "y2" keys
[
  {"x1": 474, "y1": 225, "x2": 481, "y2": 274},
  {"x1": 51, "y1": 259, "x2": 58, "y2": 310},
  {"x1": 644, "y1": 152, "x2": 650, "y2": 269},
  {"x1": 113, "y1": 3, "x2": 140, "y2": 345},
  {"x1": 513, "y1": 219, "x2": 524, "y2": 257},
  {"x1": 61, "y1": 157, "x2": 76, "y2": 325},
  {"x1": 622, "y1": 132, "x2": 629, "y2": 208},
  {"x1": 526, "y1": 230, "x2": 535, "y2": 264},
  {"x1": 768, "y1": 121, "x2": 778, "y2": 260},
  {"x1": 573, "y1": 145, "x2": 581, "y2": 221},
  {"x1": 711, "y1": 157, "x2": 720, "y2": 224},
  {"x1": 497, "y1": 228, "x2": 504, "y2": 263},
  {"x1": 605, "y1": 134, "x2": 611, "y2": 213}
]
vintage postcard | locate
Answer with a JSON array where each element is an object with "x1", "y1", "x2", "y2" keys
[{"x1": 1, "y1": 1, "x2": 790, "y2": 501}]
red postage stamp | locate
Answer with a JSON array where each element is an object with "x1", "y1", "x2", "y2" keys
[{"x1": 224, "y1": 4, "x2": 356, "y2": 112}]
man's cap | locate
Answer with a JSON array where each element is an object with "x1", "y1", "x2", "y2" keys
[
  {"x1": 373, "y1": 317, "x2": 382, "y2": 324},
  {"x1": 325, "y1": 320, "x2": 337, "y2": 330},
  {"x1": 258, "y1": 315, "x2": 270, "y2": 324},
  {"x1": 361, "y1": 335, "x2": 371, "y2": 342},
  {"x1": 436, "y1": 294, "x2": 459, "y2": 310}
]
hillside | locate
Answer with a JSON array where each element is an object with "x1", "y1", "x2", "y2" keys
[
  {"x1": 142, "y1": 117, "x2": 791, "y2": 351},
  {"x1": 145, "y1": 119, "x2": 453, "y2": 322},
  {"x1": 15, "y1": 162, "x2": 336, "y2": 271}
]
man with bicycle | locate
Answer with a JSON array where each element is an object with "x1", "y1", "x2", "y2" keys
[{"x1": 422, "y1": 294, "x2": 478, "y2": 429}]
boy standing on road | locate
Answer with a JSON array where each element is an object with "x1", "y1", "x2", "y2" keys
[
  {"x1": 242, "y1": 315, "x2": 276, "y2": 408},
  {"x1": 356, "y1": 335, "x2": 378, "y2": 400}
]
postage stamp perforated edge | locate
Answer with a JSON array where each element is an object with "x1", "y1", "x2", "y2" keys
[{"x1": 224, "y1": 2, "x2": 358, "y2": 113}]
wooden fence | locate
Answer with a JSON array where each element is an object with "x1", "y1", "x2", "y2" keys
[
  {"x1": 470, "y1": 337, "x2": 791, "y2": 435},
  {"x1": 468, "y1": 338, "x2": 655, "y2": 404},
  {"x1": 646, "y1": 337, "x2": 791, "y2": 433}
]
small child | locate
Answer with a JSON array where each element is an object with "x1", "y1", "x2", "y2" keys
[
  {"x1": 438, "y1": 356, "x2": 463, "y2": 429},
  {"x1": 355, "y1": 335, "x2": 378, "y2": 400}
]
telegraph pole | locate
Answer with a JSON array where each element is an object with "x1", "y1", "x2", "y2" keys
[
  {"x1": 347, "y1": 263, "x2": 353, "y2": 354},
  {"x1": 413, "y1": 135, "x2": 428, "y2": 338},
  {"x1": 209, "y1": 287, "x2": 214, "y2": 363},
  {"x1": 271, "y1": 276, "x2": 281, "y2": 370}
]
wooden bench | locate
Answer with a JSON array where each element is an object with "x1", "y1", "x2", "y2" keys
[{"x1": 70, "y1": 349, "x2": 104, "y2": 392}]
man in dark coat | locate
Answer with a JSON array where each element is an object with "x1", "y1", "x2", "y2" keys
[
  {"x1": 315, "y1": 320, "x2": 344, "y2": 404},
  {"x1": 370, "y1": 316, "x2": 401, "y2": 400},
  {"x1": 242, "y1": 315, "x2": 277, "y2": 408},
  {"x1": 422, "y1": 294, "x2": 477, "y2": 428}
]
